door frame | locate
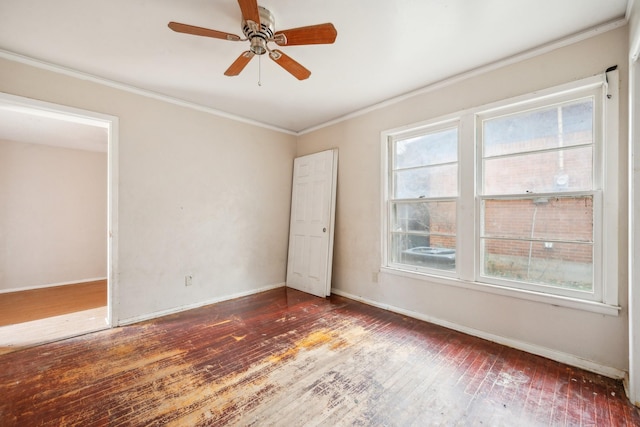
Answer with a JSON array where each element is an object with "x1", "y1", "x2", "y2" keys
[{"x1": 0, "y1": 92, "x2": 119, "y2": 327}]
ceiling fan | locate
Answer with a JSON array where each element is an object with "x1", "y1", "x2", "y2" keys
[{"x1": 168, "y1": 0, "x2": 337, "y2": 80}]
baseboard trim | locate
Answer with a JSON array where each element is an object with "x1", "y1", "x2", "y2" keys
[
  {"x1": 331, "y1": 288, "x2": 626, "y2": 380},
  {"x1": 0, "y1": 277, "x2": 108, "y2": 294},
  {"x1": 117, "y1": 283, "x2": 285, "y2": 326}
]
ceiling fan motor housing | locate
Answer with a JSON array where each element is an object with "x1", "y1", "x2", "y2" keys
[{"x1": 243, "y1": 6, "x2": 275, "y2": 55}]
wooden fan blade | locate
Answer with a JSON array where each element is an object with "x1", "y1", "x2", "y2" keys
[
  {"x1": 273, "y1": 23, "x2": 337, "y2": 46},
  {"x1": 269, "y1": 50, "x2": 311, "y2": 80},
  {"x1": 237, "y1": 0, "x2": 260, "y2": 26},
  {"x1": 168, "y1": 22, "x2": 241, "y2": 41},
  {"x1": 224, "y1": 51, "x2": 255, "y2": 76}
]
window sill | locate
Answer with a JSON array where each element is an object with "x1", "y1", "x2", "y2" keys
[{"x1": 380, "y1": 267, "x2": 621, "y2": 316}]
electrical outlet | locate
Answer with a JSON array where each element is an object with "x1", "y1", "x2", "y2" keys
[
  {"x1": 372, "y1": 272, "x2": 379, "y2": 283},
  {"x1": 185, "y1": 275, "x2": 193, "y2": 286}
]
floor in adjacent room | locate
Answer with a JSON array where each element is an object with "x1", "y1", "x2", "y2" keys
[
  {"x1": 0, "y1": 307, "x2": 108, "y2": 355},
  {"x1": 0, "y1": 280, "x2": 108, "y2": 354},
  {"x1": 1, "y1": 287, "x2": 638, "y2": 426}
]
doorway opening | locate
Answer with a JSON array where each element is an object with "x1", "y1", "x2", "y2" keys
[{"x1": 0, "y1": 93, "x2": 118, "y2": 354}]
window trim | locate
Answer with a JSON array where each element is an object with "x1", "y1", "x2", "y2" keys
[
  {"x1": 476, "y1": 87, "x2": 602, "y2": 302},
  {"x1": 381, "y1": 72, "x2": 620, "y2": 315},
  {"x1": 383, "y1": 116, "x2": 461, "y2": 278}
]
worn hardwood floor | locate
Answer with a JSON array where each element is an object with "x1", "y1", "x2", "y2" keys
[
  {"x1": 0, "y1": 279, "x2": 107, "y2": 326},
  {"x1": 1, "y1": 287, "x2": 638, "y2": 426}
]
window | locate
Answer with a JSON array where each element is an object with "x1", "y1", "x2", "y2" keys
[
  {"x1": 388, "y1": 123, "x2": 458, "y2": 273},
  {"x1": 479, "y1": 95, "x2": 599, "y2": 299},
  {"x1": 382, "y1": 73, "x2": 619, "y2": 313}
]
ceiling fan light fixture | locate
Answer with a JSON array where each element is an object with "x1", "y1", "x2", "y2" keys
[{"x1": 250, "y1": 37, "x2": 267, "y2": 55}]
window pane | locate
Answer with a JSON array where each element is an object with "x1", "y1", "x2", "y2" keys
[
  {"x1": 482, "y1": 239, "x2": 593, "y2": 292},
  {"x1": 482, "y1": 196, "x2": 593, "y2": 242},
  {"x1": 394, "y1": 127, "x2": 457, "y2": 169},
  {"x1": 392, "y1": 201, "x2": 456, "y2": 235},
  {"x1": 390, "y1": 201, "x2": 456, "y2": 271},
  {"x1": 394, "y1": 164, "x2": 458, "y2": 199},
  {"x1": 484, "y1": 98, "x2": 593, "y2": 158},
  {"x1": 391, "y1": 234, "x2": 456, "y2": 270},
  {"x1": 483, "y1": 146, "x2": 592, "y2": 195}
]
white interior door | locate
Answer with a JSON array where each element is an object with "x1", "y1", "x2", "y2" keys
[{"x1": 286, "y1": 149, "x2": 338, "y2": 297}]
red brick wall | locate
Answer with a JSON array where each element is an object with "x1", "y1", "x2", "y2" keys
[
  {"x1": 396, "y1": 131, "x2": 595, "y2": 265},
  {"x1": 483, "y1": 197, "x2": 593, "y2": 263}
]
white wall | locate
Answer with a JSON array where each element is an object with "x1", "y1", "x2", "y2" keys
[
  {"x1": 0, "y1": 56, "x2": 297, "y2": 323},
  {"x1": 627, "y1": 0, "x2": 640, "y2": 406},
  {"x1": 0, "y1": 139, "x2": 107, "y2": 291},
  {"x1": 297, "y1": 26, "x2": 630, "y2": 373},
  {"x1": 631, "y1": 0, "x2": 640, "y2": 60}
]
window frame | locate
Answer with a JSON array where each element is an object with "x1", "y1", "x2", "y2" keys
[
  {"x1": 476, "y1": 88, "x2": 603, "y2": 302},
  {"x1": 384, "y1": 117, "x2": 461, "y2": 277},
  {"x1": 381, "y1": 72, "x2": 620, "y2": 315}
]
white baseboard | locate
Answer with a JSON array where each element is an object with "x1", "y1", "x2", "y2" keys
[
  {"x1": 117, "y1": 283, "x2": 285, "y2": 326},
  {"x1": 331, "y1": 288, "x2": 626, "y2": 380},
  {"x1": 0, "y1": 277, "x2": 108, "y2": 294}
]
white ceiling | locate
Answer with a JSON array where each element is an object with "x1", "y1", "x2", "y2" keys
[{"x1": 0, "y1": 0, "x2": 630, "y2": 138}]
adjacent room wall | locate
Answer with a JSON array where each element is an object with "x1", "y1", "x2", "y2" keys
[
  {"x1": 0, "y1": 56, "x2": 297, "y2": 324},
  {"x1": 0, "y1": 139, "x2": 107, "y2": 291},
  {"x1": 297, "y1": 26, "x2": 630, "y2": 373}
]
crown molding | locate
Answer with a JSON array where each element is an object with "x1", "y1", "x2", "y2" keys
[{"x1": 0, "y1": 49, "x2": 297, "y2": 136}]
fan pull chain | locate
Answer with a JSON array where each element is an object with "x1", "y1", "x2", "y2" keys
[{"x1": 258, "y1": 55, "x2": 262, "y2": 87}]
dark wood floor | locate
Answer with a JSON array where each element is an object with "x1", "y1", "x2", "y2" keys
[
  {"x1": 0, "y1": 287, "x2": 638, "y2": 426},
  {"x1": 0, "y1": 280, "x2": 107, "y2": 326}
]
